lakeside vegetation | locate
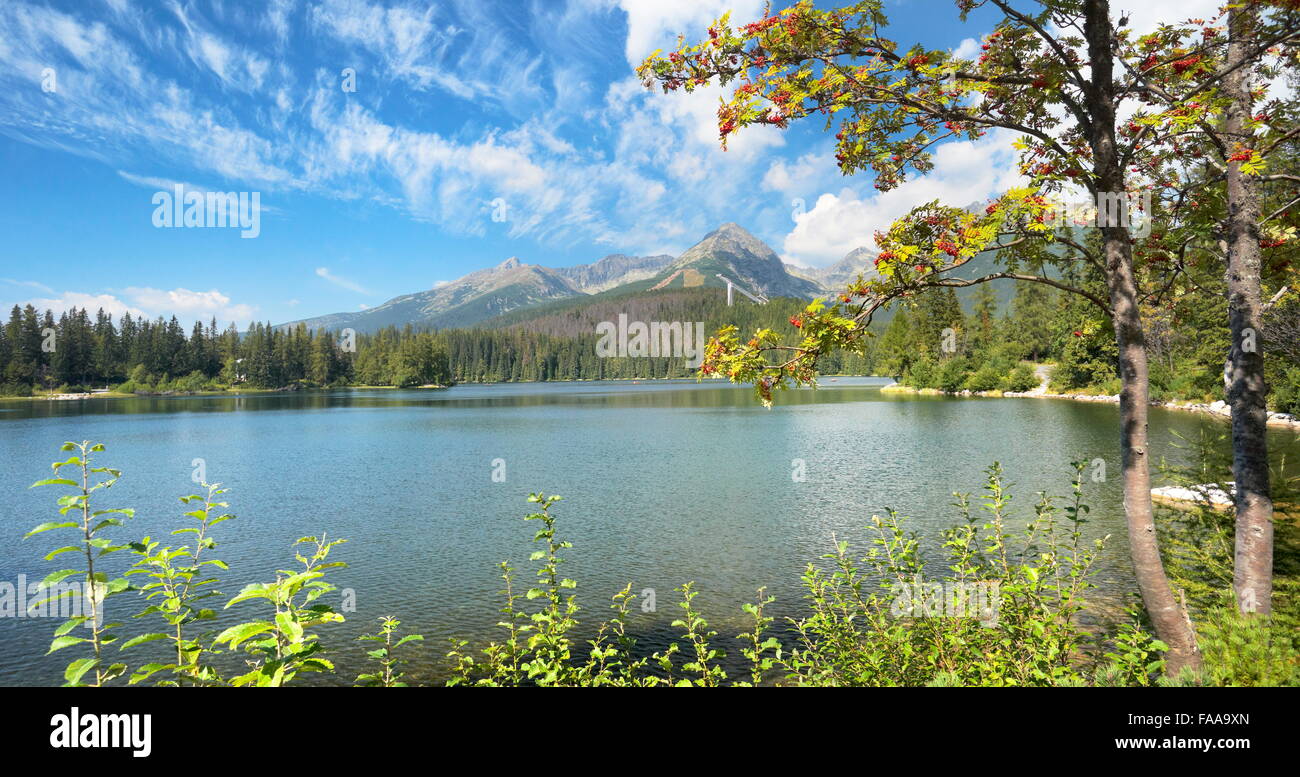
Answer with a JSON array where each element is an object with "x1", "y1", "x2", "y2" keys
[
  {"x1": 880, "y1": 269, "x2": 1300, "y2": 413},
  {"x1": 21, "y1": 440, "x2": 1297, "y2": 686},
  {"x1": 0, "y1": 294, "x2": 870, "y2": 396},
  {"x1": 6, "y1": 276, "x2": 1297, "y2": 413}
]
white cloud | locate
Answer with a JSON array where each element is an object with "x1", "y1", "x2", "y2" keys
[
  {"x1": 169, "y1": 2, "x2": 271, "y2": 92},
  {"x1": 0, "y1": 0, "x2": 789, "y2": 254},
  {"x1": 782, "y1": 130, "x2": 1024, "y2": 266},
  {"x1": 309, "y1": 0, "x2": 547, "y2": 110},
  {"x1": 762, "y1": 150, "x2": 837, "y2": 195},
  {"x1": 20, "y1": 292, "x2": 146, "y2": 320},
  {"x1": 952, "y1": 37, "x2": 981, "y2": 60},
  {"x1": 13, "y1": 287, "x2": 256, "y2": 326},
  {"x1": 616, "y1": 0, "x2": 764, "y2": 68},
  {"x1": 122, "y1": 287, "x2": 256, "y2": 322}
]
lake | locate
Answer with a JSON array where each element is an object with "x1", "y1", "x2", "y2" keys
[{"x1": 2, "y1": 378, "x2": 1297, "y2": 685}]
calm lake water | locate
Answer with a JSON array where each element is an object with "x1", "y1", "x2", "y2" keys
[{"x1": 2, "y1": 378, "x2": 1297, "y2": 685}]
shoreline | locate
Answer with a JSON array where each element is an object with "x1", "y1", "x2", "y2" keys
[
  {"x1": 880, "y1": 382, "x2": 1300, "y2": 430},
  {"x1": 11, "y1": 377, "x2": 1297, "y2": 432},
  {"x1": 4, "y1": 383, "x2": 455, "y2": 402}
]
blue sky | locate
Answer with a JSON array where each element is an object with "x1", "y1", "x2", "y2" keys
[{"x1": 0, "y1": 0, "x2": 1201, "y2": 327}]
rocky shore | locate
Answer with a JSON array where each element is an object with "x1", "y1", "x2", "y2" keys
[{"x1": 881, "y1": 382, "x2": 1300, "y2": 430}]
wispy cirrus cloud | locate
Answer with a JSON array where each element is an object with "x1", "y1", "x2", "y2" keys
[
  {"x1": 315, "y1": 267, "x2": 370, "y2": 295},
  {"x1": 1, "y1": 278, "x2": 55, "y2": 295},
  {"x1": 2, "y1": 0, "x2": 1190, "y2": 278},
  {"x1": 0, "y1": 0, "x2": 791, "y2": 256},
  {"x1": 116, "y1": 170, "x2": 285, "y2": 216}
]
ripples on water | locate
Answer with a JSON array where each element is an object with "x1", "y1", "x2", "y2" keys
[{"x1": 1, "y1": 378, "x2": 1296, "y2": 684}]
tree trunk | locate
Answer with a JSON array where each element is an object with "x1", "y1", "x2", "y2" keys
[
  {"x1": 1224, "y1": 6, "x2": 1274, "y2": 615},
  {"x1": 1084, "y1": 0, "x2": 1202, "y2": 674}
]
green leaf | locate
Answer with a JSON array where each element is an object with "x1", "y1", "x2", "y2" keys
[
  {"x1": 24, "y1": 521, "x2": 78, "y2": 539},
  {"x1": 38, "y1": 569, "x2": 81, "y2": 588},
  {"x1": 215, "y1": 621, "x2": 275, "y2": 649},
  {"x1": 276, "y1": 613, "x2": 304, "y2": 643},
  {"x1": 120, "y1": 633, "x2": 171, "y2": 651},
  {"x1": 225, "y1": 583, "x2": 273, "y2": 607},
  {"x1": 128, "y1": 663, "x2": 172, "y2": 685},
  {"x1": 30, "y1": 478, "x2": 78, "y2": 487},
  {"x1": 54, "y1": 617, "x2": 87, "y2": 636},
  {"x1": 44, "y1": 545, "x2": 86, "y2": 561},
  {"x1": 48, "y1": 635, "x2": 89, "y2": 654},
  {"x1": 64, "y1": 658, "x2": 98, "y2": 686}
]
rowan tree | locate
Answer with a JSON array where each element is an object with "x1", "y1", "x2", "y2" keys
[
  {"x1": 1112, "y1": 0, "x2": 1300, "y2": 616},
  {"x1": 637, "y1": 0, "x2": 1239, "y2": 672}
]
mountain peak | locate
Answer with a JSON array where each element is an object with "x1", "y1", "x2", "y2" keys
[
  {"x1": 710, "y1": 222, "x2": 754, "y2": 239},
  {"x1": 498, "y1": 256, "x2": 522, "y2": 270},
  {"x1": 651, "y1": 222, "x2": 821, "y2": 299}
]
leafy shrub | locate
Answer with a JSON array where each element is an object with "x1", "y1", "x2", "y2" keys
[
  {"x1": 1002, "y1": 363, "x2": 1039, "y2": 392},
  {"x1": 448, "y1": 464, "x2": 1168, "y2": 687},
  {"x1": 28, "y1": 441, "x2": 354, "y2": 687},
  {"x1": 936, "y1": 357, "x2": 969, "y2": 393},
  {"x1": 902, "y1": 356, "x2": 936, "y2": 388},
  {"x1": 963, "y1": 365, "x2": 1002, "y2": 392},
  {"x1": 1270, "y1": 366, "x2": 1300, "y2": 414},
  {"x1": 25, "y1": 441, "x2": 1225, "y2": 688},
  {"x1": 1051, "y1": 318, "x2": 1118, "y2": 392}
]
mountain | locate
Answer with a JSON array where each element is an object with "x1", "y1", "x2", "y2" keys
[
  {"x1": 645, "y1": 223, "x2": 823, "y2": 300},
  {"x1": 280, "y1": 224, "x2": 823, "y2": 334},
  {"x1": 553, "y1": 253, "x2": 674, "y2": 293},
  {"x1": 795, "y1": 247, "x2": 879, "y2": 291},
  {"x1": 281, "y1": 257, "x2": 583, "y2": 333}
]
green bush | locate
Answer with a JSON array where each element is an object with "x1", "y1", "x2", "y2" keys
[
  {"x1": 1002, "y1": 363, "x2": 1039, "y2": 392},
  {"x1": 1270, "y1": 366, "x2": 1300, "y2": 414},
  {"x1": 902, "y1": 356, "x2": 936, "y2": 388},
  {"x1": 936, "y1": 357, "x2": 969, "y2": 393},
  {"x1": 963, "y1": 365, "x2": 1002, "y2": 392},
  {"x1": 1051, "y1": 319, "x2": 1118, "y2": 392},
  {"x1": 0, "y1": 382, "x2": 33, "y2": 397}
]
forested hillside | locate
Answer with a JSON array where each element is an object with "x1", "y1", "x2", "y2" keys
[
  {"x1": 4, "y1": 279, "x2": 1296, "y2": 410},
  {"x1": 0, "y1": 286, "x2": 870, "y2": 392}
]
